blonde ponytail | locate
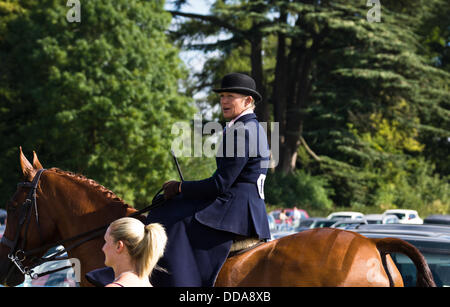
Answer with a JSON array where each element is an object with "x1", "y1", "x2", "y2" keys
[
  {"x1": 108, "y1": 218, "x2": 167, "y2": 278},
  {"x1": 140, "y1": 223, "x2": 167, "y2": 277}
]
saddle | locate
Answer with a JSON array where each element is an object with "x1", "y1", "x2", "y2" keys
[{"x1": 228, "y1": 237, "x2": 265, "y2": 257}]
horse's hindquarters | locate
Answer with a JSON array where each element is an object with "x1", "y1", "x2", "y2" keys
[{"x1": 217, "y1": 229, "x2": 397, "y2": 287}]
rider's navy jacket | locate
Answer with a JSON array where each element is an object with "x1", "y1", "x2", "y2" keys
[
  {"x1": 181, "y1": 112, "x2": 271, "y2": 239},
  {"x1": 85, "y1": 112, "x2": 272, "y2": 287}
]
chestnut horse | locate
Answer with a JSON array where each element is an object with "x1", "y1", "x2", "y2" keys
[{"x1": 0, "y1": 150, "x2": 435, "y2": 287}]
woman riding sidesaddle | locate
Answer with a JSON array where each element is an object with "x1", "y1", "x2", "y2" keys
[{"x1": 86, "y1": 73, "x2": 271, "y2": 286}]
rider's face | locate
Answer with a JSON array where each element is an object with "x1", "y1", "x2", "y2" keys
[{"x1": 220, "y1": 92, "x2": 251, "y2": 120}]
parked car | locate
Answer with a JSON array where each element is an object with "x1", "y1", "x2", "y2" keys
[
  {"x1": 424, "y1": 215, "x2": 450, "y2": 226},
  {"x1": 327, "y1": 211, "x2": 364, "y2": 220},
  {"x1": 0, "y1": 208, "x2": 6, "y2": 225},
  {"x1": 353, "y1": 224, "x2": 450, "y2": 287},
  {"x1": 365, "y1": 214, "x2": 399, "y2": 224},
  {"x1": 354, "y1": 223, "x2": 450, "y2": 238},
  {"x1": 330, "y1": 219, "x2": 368, "y2": 230},
  {"x1": 295, "y1": 218, "x2": 340, "y2": 232},
  {"x1": 267, "y1": 214, "x2": 276, "y2": 232},
  {"x1": 0, "y1": 225, "x2": 5, "y2": 239},
  {"x1": 382, "y1": 209, "x2": 423, "y2": 224}
]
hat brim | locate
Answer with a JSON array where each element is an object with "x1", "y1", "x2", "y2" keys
[{"x1": 213, "y1": 87, "x2": 262, "y2": 102}]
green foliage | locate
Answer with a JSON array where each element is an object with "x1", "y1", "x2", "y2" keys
[
  {"x1": 172, "y1": 0, "x2": 450, "y2": 214},
  {"x1": 265, "y1": 170, "x2": 333, "y2": 211},
  {"x1": 0, "y1": 0, "x2": 194, "y2": 208},
  {"x1": 348, "y1": 113, "x2": 450, "y2": 216}
]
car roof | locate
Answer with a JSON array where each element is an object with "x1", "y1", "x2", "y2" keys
[
  {"x1": 354, "y1": 231, "x2": 450, "y2": 254},
  {"x1": 354, "y1": 224, "x2": 450, "y2": 240},
  {"x1": 329, "y1": 211, "x2": 363, "y2": 215},
  {"x1": 384, "y1": 209, "x2": 417, "y2": 213},
  {"x1": 334, "y1": 220, "x2": 366, "y2": 224},
  {"x1": 365, "y1": 214, "x2": 383, "y2": 218},
  {"x1": 424, "y1": 215, "x2": 450, "y2": 225}
]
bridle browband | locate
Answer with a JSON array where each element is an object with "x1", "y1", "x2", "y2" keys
[{"x1": 1, "y1": 169, "x2": 165, "y2": 281}]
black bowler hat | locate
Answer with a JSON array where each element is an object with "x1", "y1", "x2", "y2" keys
[{"x1": 213, "y1": 73, "x2": 262, "y2": 102}]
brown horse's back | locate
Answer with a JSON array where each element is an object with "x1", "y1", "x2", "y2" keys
[{"x1": 216, "y1": 228, "x2": 405, "y2": 287}]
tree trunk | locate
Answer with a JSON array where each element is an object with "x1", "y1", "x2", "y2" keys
[{"x1": 250, "y1": 35, "x2": 268, "y2": 123}]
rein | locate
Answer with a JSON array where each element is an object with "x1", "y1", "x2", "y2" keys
[{"x1": 1, "y1": 169, "x2": 166, "y2": 281}]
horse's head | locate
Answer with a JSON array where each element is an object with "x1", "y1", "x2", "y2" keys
[
  {"x1": 0, "y1": 148, "x2": 58, "y2": 286},
  {"x1": 0, "y1": 148, "x2": 137, "y2": 286}
]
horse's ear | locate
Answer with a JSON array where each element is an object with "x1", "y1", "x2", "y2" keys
[
  {"x1": 32, "y1": 150, "x2": 44, "y2": 170},
  {"x1": 19, "y1": 146, "x2": 36, "y2": 181}
]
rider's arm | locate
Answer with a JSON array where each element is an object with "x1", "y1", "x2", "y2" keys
[{"x1": 181, "y1": 125, "x2": 249, "y2": 200}]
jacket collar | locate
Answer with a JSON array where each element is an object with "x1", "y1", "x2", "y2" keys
[
  {"x1": 235, "y1": 112, "x2": 256, "y2": 123},
  {"x1": 227, "y1": 111, "x2": 257, "y2": 127}
]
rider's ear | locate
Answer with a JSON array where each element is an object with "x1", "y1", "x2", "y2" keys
[
  {"x1": 19, "y1": 146, "x2": 37, "y2": 181},
  {"x1": 32, "y1": 151, "x2": 44, "y2": 170}
]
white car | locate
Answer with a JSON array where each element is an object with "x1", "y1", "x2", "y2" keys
[
  {"x1": 365, "y1": 214, "x2": 399, "y2": 224},
  {"x1": 326, "y1": 211, "x2": 364, "y2": 220},
  {"x1": 382, "y1": 209, "x2": 423, "y2": 224}
]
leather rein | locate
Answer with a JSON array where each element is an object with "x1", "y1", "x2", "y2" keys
[{"x1": 1, "y1": 169, "x2": 165, "y2": 281}]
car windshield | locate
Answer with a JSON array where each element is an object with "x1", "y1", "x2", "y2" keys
[
  {"x1": 315, "y1": 221, "x2": 337, "y2": 227},
  {"x1": 299, "y1": 220, "x2": 314, "y2": 227},
  {"x1": 391, "y1": 252, "x2": 450, "y2": 287},
  {"x1": 389, "y1": 213, "x2": 406, "y2": 219}
]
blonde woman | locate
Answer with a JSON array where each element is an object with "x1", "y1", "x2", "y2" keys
[{"x1": 101, "y1": 217, "x2": 167, "y2": 287}]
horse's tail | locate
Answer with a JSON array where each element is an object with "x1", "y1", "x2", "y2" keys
[{"x1": 372, "y1": 237, "x2": 436, "y2": 287}]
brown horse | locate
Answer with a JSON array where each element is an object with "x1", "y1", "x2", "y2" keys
[{"x1": 0, "y1": 150, "x2": 435, "y2": 287}]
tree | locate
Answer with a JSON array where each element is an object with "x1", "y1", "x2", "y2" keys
[
  {"x1": 167, "y1": 0, "x2": 449, "y2": 208},
  {"x1": 0, "y1": 0, "x2": 194, "y2": 208}
]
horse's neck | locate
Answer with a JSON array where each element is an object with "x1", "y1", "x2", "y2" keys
[
  {"x1": 44, "y1": 173, "x2": 134, "y2": 240},
  {"x1": 42, "y1": 174, "x2": 137, "y2": 284}
]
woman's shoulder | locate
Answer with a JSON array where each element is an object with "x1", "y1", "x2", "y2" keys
[
  {"x1": 106, "y1": 275, "x2": 152, "y2": 287},
  {"x1": 105, "y1": 282, "x2": 124, "y2": 287}
]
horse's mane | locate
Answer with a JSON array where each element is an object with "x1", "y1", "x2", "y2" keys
[{"x1": 47, "y1": 167, "x2": 129, "y2": 206}]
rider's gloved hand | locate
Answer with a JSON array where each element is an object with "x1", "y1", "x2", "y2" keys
[{"x1": 162, "y1": 180, "x2": 181, "y2": 200}]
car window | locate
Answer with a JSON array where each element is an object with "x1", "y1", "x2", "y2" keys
[
  {"x1": 391, "y1": 252, "x2": 450, "y2": 287},
  {"x1": 330, "y1": 215, "x2": 350, "y2": 220},
  {"x1": 390, "y1": 213, "x2": 406, "y2": 219},
  {"x1": 367, "y1": 220, "x2": 382, "y2": 224},
  {"x1": 409, "y1": 214, "x2": 416, "y2": 219},
  {"x1": 386, "y1": 217, "x2": 397, "y2": 224},
  {"x1": 299, "y1": 220, "x2": 314, "y2": 227},
  {"x1": 316, "y1": 221, "x2": 336, "y2": 227}
]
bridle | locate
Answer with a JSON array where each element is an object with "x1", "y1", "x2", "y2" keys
[
  {"x1": 1, "y1": 169, "x2": 47, "y2": 279},
  {"x1": 1, "y1": 169, "x2": 165, "y2": 281}
]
